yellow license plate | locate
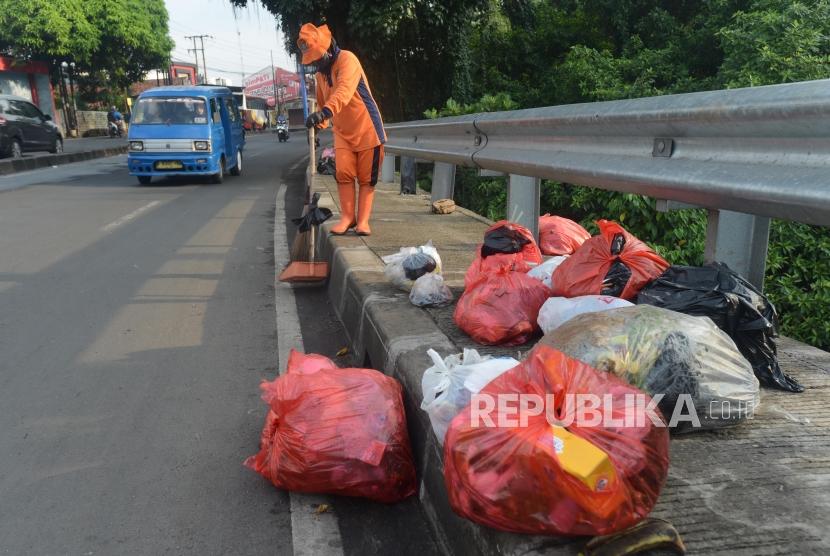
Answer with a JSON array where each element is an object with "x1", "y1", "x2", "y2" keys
[{"x1": 155, "y1": 160, "x2": 183, "y2": 170}]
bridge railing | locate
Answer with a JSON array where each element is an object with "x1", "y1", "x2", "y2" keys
[{"x1": 379, "y1": 79, "x2": 830, "y2": 289}]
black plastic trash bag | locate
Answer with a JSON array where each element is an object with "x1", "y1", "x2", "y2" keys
[
  {"x1": 636, "y1": 263, "x2": 803, "y2": 393},
  {"x1": 481, "y1": 221, "x2": 535, "y2": 258},
  {"x1": 402, "y1": 252, "x2": 437, "y2": 281},
  {"x1": 291, "y1": 192, "x2": 332, "y2": 233},
  {"x1": 317, "y1": 147, "x2": 336, "y2": 175}
]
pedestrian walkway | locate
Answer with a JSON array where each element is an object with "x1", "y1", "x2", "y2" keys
[{"x1": 312, "y1": 172, "x2": 830, "y2": 555}]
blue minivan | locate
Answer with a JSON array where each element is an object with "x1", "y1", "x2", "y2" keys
[{"x1": 127, "y1": 86, "x2": 245, "y2": 185}]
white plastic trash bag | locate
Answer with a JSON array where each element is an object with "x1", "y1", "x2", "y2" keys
[
  {"x1": 382, "y1": 241, "x2": 443, "y2": 291},
  {"x1": 410, "y1": 274, "x2": 453, "y2": 307},
  {"x1": 527, "y1": 256, "x2": 568, "y2": 289},
  {"x1": 538, "y1": 295, "x2": 633, "y2": 334},
  {"x1": 421, "y1": 349, "x2": 519, "y2": 445}
]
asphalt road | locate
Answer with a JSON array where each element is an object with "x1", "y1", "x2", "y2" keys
[{"x1": 0, "y1": 133, "x2": 436, "y2": 555}]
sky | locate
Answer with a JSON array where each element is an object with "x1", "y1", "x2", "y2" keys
[{"x1": 164, "y1": 0, "x2": 296, "y2": 86}]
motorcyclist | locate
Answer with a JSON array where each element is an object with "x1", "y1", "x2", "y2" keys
[
  {"x1": 107, "y1": 106, "x2": 123, "y2": 136},
  {"x1": 299, "y1": 23, "x2": 386, "y2": 236}
]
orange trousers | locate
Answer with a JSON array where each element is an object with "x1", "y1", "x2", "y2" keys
[{"x1": 334, "y1": 145, "x2": 384, "y2": 188}]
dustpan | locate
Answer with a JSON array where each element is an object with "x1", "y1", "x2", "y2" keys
[{"x1": 279, "y1": 192, "x2": 331, "y2": 283}]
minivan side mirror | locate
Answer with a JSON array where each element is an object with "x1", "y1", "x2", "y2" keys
[{"x1": 43, "y1": 114, "x2": 52, "y2": 121}]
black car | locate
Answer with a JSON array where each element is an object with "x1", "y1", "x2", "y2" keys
[{"x1": 0, "y1": 94, "x2": 63, "y2": 159}]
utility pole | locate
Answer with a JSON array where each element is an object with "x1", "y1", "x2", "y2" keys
[
  {"x1": 186, "y1": 35, "x2": 200, "y2": 83},
  {"x1": 234, "y1": 11, "x2": 246, "y2": 84},
  {"x1": 199, "y1": 35, "x2": 211, "y2": 84},
  {"x1": 270, "y1": 50, "x2": 278, "y2": 126},
  {"x1": 185, "y1": 34, "x2": 212, "y2": 84}
]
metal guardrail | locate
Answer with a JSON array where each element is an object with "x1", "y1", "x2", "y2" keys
[{"x1": 380, "y1": 79, "x2": 830, "y2": 289}]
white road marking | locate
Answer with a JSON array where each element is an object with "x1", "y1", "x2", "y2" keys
[
  {"x1": 274, "y1": 182, "x2": 345, "y2": 556},
  {"x1": 100, "y1": 201, "x2": 161, "y2": 233}
]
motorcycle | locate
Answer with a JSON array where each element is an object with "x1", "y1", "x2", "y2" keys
[
  {"x1": 277, "y1": 122, "x2": 289, "y2": 143},
  {"x1": 108, "y1": 119, "x2": 124, "y2": 138}
]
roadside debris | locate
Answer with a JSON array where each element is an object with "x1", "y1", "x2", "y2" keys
[
  {"x1": 538, "y1": 214, "x2": 591, "y2": 256},
  {"x1": 552, "y1": 220, "x2": 669, "y2": 300},
  {"x1": 420, "y1": 348, "x2": 518, "y2": 444},
  {"x1": 637, "y1": 263, "x2": 803, "y2": 392},
  {"x1": 454, "y1": 262, "x2": 551, "y2": 345},
  {"x1": 409, "y1": 273, "x2": 453, "y2": 307},
  {"x1": 538, "y1": 295, "x2": 633, "y2": 334},
  {"x1": 443, "y1": 345, "x2": 669, "y2": 536},
  {"x1": 465, "y1": 220, "x2": 542, "y2": 287},
  {"x1": 542, "y1": 305, "x2": 761, "y2": 432},
  {"x1": 581, "y1": 518, "x2": 686, "y2": 556},
  {"x1": 383, "y1": 241, "x2": 442, "y2": 291},
  {"x1": 527, "y1": 255, "x2": 568, "y2": 289},
  {"x1": 245, "y1": 350, "x2": 417, "y2": 502}
]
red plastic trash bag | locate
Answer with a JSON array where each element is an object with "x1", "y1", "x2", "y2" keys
[
  {"x1": 552, "y1": 220, "x2": 669, "y2": 300},
  {"x1": 444, "y1": 344, "x2": 670, "y2": 536},
  {"x1": 455, "y1": 266, "x2": 552, "y2": 346},
  {"x1": 463, "y1": 252, "x2": 534, "y2": 289},
  {"x1": 464, "y1": 220, "x2": 542, "y2": 287},
  {"x1": 245, "y1": 350, "x2": 418, "y2": 503},
  {"x1": 539, "y1": 214, "x2": 591, "y2": 256}
]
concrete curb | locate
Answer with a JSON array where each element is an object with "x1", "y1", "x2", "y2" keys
[
  {"x1": 311, "y1": 180, "x2": 581, "y2": 556},
  {"x1": 0, "y1": 146, "x2": 128, "y2": 176}
]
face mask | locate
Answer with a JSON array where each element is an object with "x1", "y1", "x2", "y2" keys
[{"x1": 312, "y1": 52, "x2": 333, "y2": 73}]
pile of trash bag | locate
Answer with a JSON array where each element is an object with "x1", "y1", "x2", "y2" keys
[
  {"x1": 538, "y1": 214, "x2": 591, "y2": 256},
  {"x1": 538, "y1": 295, "x2": 633, "y2": 334},
  {"x1": 527, "y1": 256, "x2": 568, "y2": 290},
  {"x1": 443, "y1": 344, "x2": 670, "y2": 536},
  {"x1": 245, "y1": 350, "x2": 417, "y2": 502},
  {"x1": 421, "y1": 349, "x2": 519, "y2": 445},
  {"x1": 383, "y1": 241, "x2": 442, "y2": 291},
  {"x1": 455, "y1": 263, "x2": 552, "y2": 346},
  {"x1": 541, "y1": 305, "x2": 761, "y2": 432},
  {"x1": 637, "y1": 263, "x2": 803, "y2": 392},
  {"x1": 410, "y1": 273, "x2": 453, "y2": 307},
  {"x1": 317, "y1": 147, "x2": 336, "y2": 175},
  {"x1": 465, "y1": 221, "x2": 542, "y2": 287},
  {"x1": 552, "y1": 220, "x2": 669, "y2": 300}
]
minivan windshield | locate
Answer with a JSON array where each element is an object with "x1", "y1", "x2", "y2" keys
[{"x1": 132, "y1": 97, "x2": 208, "y2": 125}]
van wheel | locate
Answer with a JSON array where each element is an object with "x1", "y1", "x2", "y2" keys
[
  {"x1": 230, "y1": 150, "x2": 242, "y2": 176},
  {"x1": 212, "y1": 156, "x2": 225, "y2": 184},
  {"x1": 137, "y1": 176, "x2": 152, "y2": 185}
]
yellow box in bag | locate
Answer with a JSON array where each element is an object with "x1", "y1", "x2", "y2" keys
[{"x1": 551, "y1": 425, "x2": 617, "y2": 492}]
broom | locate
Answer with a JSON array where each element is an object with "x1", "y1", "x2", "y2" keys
[{"x1": 279, "y1": 191, "x2": 332, "y2": 283}]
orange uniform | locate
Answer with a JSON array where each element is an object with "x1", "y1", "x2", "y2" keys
[
  {"x1": 299, "y1": 23, "x2": 384, "y2": 235},
  {"x1": 315, "y1": 49, "x2": 386, "y2": 152}
]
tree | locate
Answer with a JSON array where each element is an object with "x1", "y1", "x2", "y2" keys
[
  {"x1": 719, "y1": 0, "x2": 830, "y2": 87},
  {"x1": 0, "y1": 0, "x2": 99, "y2": 62},
  {"x1": 230, "y1": 0, "x2": 489, "y2": 121},
  {"x1": 83, "y1": 0, "x2": 174, "y2": 90},
  {"x1": 0, "y1": 0, "x2": 173, "y2": 98}
]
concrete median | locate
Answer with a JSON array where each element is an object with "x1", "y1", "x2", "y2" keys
[{"x1": 0, "y1": 145, "x2": 128, "y2": 176}]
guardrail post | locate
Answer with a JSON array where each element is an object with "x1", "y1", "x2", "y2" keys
[
  {"x1": 381, "y1": 153, "x2": 396, "y2": 183},
  {"x1": 401, "y1": 156, "x2": 417, "y2": 195},
  {"x1": 507, "y1": 174, "x2": 540, "y2": 240},
  {"x1": 705, "y1": 210, "x2": 770, "y2": 290},
  {"x1": 431, "y1": 162, "x2": 456, "y2": 202}
]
